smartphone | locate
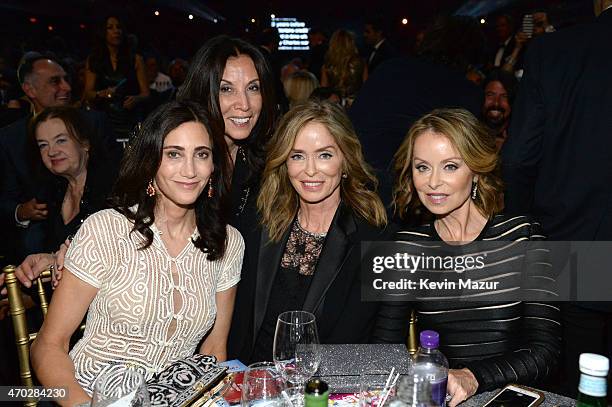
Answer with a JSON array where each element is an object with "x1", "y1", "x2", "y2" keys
[
  {"x1": 482, "y1": 384, "x2": 544, "y2": 407},
  {"x1": 522, "y1": 14, "x2": 534, "y2": 38}
]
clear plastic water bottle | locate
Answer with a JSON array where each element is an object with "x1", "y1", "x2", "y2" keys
[
  {"x1": 390, "y1": 375, "x2": 438, "y2": 407},
  {"x1": 412, "y1": 330, "x2": 448, "y2": 407}
]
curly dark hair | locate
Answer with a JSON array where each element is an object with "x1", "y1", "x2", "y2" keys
[
  {"x1": 176, "y1": 35, "x2": 277, "y2": 181},
  {"x1": 110, "y1": 100, "x2": 231, "y2": 260}
]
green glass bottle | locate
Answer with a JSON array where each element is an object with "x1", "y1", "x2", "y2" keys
[
  {"x1": 305, "y1": 379, "x2": 329, "y2": 407},
  {"x1": 576, "y1": 353, "x2": 609, "y2": 407}
]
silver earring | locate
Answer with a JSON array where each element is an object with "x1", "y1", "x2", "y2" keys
[
  {"x1": 471, "y1": 182, "x2": 478, "y2": 200},
  {"x1": 342, "y1": 173, "x2": 348, "y2": 179}
]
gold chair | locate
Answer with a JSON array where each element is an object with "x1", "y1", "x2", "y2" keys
[{"x1": 3, "y1": 264, "x2": 52, "y2": 406}]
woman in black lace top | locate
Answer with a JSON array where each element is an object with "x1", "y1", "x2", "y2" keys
[
  {"x1": 391, "y1": 108, "x2": 560, "y2": 406},
  {"x1": 228, "y1": 100, "x2": 391, "y2": 363}
]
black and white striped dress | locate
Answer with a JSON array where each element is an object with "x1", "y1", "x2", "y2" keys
[{"x1": 384, "y1": 214, "x2": 561, "y2": 392}]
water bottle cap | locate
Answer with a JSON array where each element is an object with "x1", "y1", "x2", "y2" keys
[
  {"x1": 420, "y1": 330, "x2": 440, "y2": 349},
  {"x1": 579, "y1": 353, "x2": 609, "y2": 376}
]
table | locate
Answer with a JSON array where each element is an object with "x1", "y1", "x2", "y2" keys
[{"x1": 315, "y1": 344, "x2": 576, "y2": 407}]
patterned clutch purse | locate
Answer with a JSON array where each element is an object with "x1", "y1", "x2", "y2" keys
[{"x1": 146, "y1": 354, "x2": 229, "y2": 407}]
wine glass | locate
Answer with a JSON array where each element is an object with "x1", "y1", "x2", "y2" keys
[
  {"x1": 273, "y1": 311, "x2": 321, "y2": 406},
  {"x1": 242, "y1": 362, "x2": 289, "y2": 407},
  {"x1": 91, "y1": 363, "x2": 150, "y2": 407}
]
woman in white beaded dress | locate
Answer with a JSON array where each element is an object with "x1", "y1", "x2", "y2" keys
[{"x1": 30, "y1": 100, "x2": 244, "y2": 406}]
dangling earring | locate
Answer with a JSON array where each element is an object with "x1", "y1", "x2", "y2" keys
[
  {"x1": 342, "y1": 173, "x2": 348, "y2": 179},
  {"x1": 471, "y1": 181, "x2": 478, "y2": 200},
  {"x1": 208, "y1": 177, "x2": 214, "y2": 198},
  {"x1": 146, "y1": 180, "x2": 156, "y2": 197}
]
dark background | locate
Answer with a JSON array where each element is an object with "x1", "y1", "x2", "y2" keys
[{"x1": 0, "y1": 0, "x2": 596, "y2": 68}]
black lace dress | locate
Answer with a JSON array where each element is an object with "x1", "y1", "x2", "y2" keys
[{"x1": 250, "y1": 219, "x2": 327, "y2": 362}]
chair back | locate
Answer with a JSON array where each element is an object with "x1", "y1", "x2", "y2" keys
[{"x1": 3, "y1": 264, "x2": 52, "y2": 406}]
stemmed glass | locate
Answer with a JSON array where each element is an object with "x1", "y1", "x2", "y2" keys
[
  {"x1": 272, "y1": 311, "x2": 321, "y2": 406},
  {"x1": 91, "y1": 363, "x2": 150, "y2": 407}
]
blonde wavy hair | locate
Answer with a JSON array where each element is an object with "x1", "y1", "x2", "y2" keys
[
  {"x1": 258, "y1": 100, "x2": 387, "y2": 241},
  {"x1": 392, "y1": 108, "x2": 504, "y2": 221},
  {"x1": 324, "y1": 30, "x2": 360, "y2": 91},
  {"x1": 283, "y1": 70, "x2": 319, "y2": 108}
]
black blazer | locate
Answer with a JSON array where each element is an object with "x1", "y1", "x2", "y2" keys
[
  {"x1": 228, "y1": 204, "x2": 394, "y2": 362},
  {"x1": 502, "y1": 8, "x2": 612, "y2": 240},
  {"x1": 367, "y1": 39, "x2": 399, "y2": 74}
]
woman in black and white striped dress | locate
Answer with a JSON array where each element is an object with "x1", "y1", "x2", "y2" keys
[{"x1": 390, "y1": 108, "x2": 560, "y2": 407}]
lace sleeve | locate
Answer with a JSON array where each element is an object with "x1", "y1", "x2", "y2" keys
[
  {"x1": 64, "y1": 211, "x2": 109, "y2": 288},
  {"x1": 216, "y1": 226, "x2": 244, "y2": 292}
]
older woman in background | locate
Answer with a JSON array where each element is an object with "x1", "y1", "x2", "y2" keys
[
  {"x1": 28, "y1": 107, "x2": 117, "y2": 253},
  {"x1": 228, "y1": 100, "x2": 392, "y2": 363},
  {"x1": 177, "y1": 35, "x2": 277, "y2": 235},
  {"x1": 3, "y1": 107, "x2": 117, "y2": 290},
  {"x1": 392, "y1": 108, "x2": 560, "y2": 406}
]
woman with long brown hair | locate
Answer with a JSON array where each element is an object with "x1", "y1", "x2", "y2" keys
[{"x1": 228, "y1": 100, "x2": 391, "y2": 363}]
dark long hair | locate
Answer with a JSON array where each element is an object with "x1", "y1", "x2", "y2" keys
[
  {"x1": 89, "y1": 15, "x2": 134, "y2": 76},
  {"x1": 177, "y1": 35, "x2": 277, "y2": 179},
  {"x1": 111, "y1": 100, "x2": 231, "y2": 260}
]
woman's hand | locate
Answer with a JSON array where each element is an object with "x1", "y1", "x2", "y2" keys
[
  {"x1": 12, "y1": 253, "x2": 56, "y2": 289},
  {"x1": 447, "y1": 368, "x2": 478, "y2": 407},
  {"x1": 122, "y1": 95, "x2": 139, "y2": 110},
  {"x1": 97, "y1": 87, "x2": 116, "y2": 99},
  {"x1": 51, "y1": 238, "x2": 72, "y2": 288}
]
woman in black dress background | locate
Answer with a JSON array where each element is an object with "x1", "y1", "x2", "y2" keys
[{"x1": 83, "y1": 15, "x2": 149, "y2": 139}]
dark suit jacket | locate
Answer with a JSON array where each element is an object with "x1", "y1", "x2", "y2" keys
[
  {"x1": 367, "y1": 39, "x2": 399, "y2": 74},
  {"x1": 0, "y1": 109, "x2": 119, "y2": 259},
  {"x1": 348, "y1": 57, "x2": 483, "y2": 209},
  {"x1": 227, "y1": 204, "x2": 394, "y2": 362},
  {"x1": 502, "y1": 9, "x2": 612, "y2": 240}
]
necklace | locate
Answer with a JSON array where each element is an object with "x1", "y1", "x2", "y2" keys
[{"x1": 296, "y1": 213, "x2": 328, "y2": 238}]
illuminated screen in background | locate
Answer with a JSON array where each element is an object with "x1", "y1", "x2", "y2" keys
[{"x1": 271, "y1": 17, "x2": 310, "y2": 50}]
